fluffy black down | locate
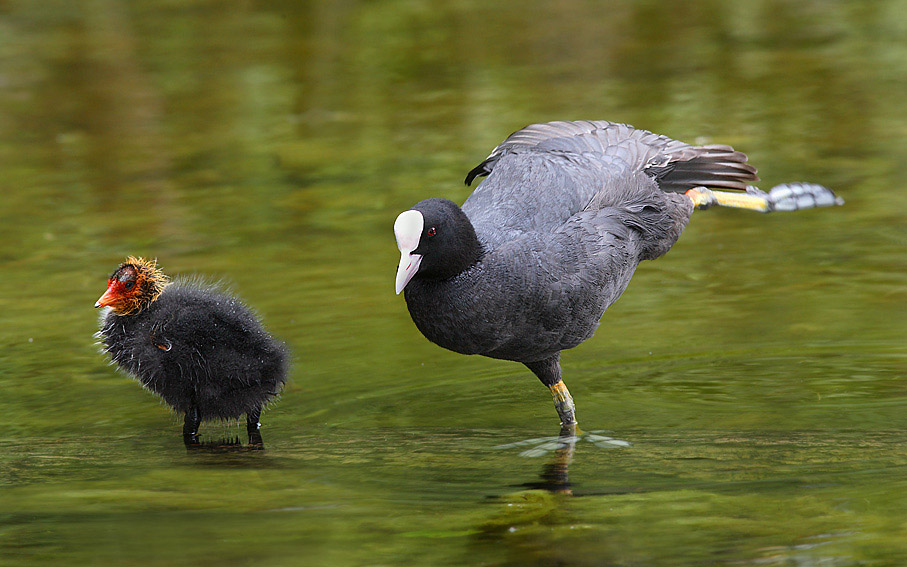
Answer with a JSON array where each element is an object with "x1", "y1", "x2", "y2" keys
[{"x1": 98, "y1": 280, "x2": 289, "y2": 420}]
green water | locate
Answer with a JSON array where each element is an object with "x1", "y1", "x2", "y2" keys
[{"x1": 1, "y1": 1, "x2": 905, "y2": 565}]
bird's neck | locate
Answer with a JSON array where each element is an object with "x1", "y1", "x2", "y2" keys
[
  {"x1": 115, "y1": 283, "x2": 166, "y2": 316},
  {"x1": 422, "y1": 229, "x2": 483, "y2": 281}
]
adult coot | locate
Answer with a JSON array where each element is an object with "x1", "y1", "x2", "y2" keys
[
  {"x1": 393, "y1": 120, "x2": 842, "y2": 428},
  {"x1": 95, "y1": 257, "x2": 289, "y2": 443}
]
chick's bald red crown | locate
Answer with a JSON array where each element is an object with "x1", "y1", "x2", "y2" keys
[{"x1": 95, "y1": 257, "x2": 170, "y2": 316}]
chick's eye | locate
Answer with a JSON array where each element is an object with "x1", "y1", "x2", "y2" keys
[
  {"x1": 123, "y1": 281, "x2": 135, "y2": 290},
  {"x1": 427, "y1": 227, "x2": 437, "y2": 238}
]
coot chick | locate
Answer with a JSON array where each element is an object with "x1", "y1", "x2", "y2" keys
[
  {"x1": 394, "y1": 120, "x2": 842, "y2": 428},
  {"x1": 95, "y1": 257, "x2": 289, "y2": 443}
]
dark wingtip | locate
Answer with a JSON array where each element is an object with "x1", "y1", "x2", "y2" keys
[
  {"x1": 465, "y1": 157, "x2": 497, "y2": 186},
  {"x1": 464, "y1": 164, "x2": 485, "y2": 186}
]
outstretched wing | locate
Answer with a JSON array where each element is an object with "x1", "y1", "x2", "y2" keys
[{"x1": 465, "y1": 120, "x2": 758, "y2": 193}]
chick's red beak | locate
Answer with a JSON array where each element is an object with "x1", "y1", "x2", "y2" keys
[{"x1": 95, "y1": 282, "x2": 119, "y2": 309}]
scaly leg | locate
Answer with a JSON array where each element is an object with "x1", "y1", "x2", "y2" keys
[
  {"x1": 246, "y1": 407, "x2": 263, "y2": 447},
  {"x1": 549, "y1": 380, "x2": 576, "y2": 427},
  {"x1": 183, "y1": 406, "x2": 200, "y2": 445},
  {"x1": 524, "y1": 355, "x2": 579, "y2": 427},
  {"x1": 687, "y1": 183, "x2": 843, "y2": 213}
]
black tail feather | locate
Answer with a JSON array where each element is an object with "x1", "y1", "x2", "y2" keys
[{"x1": 648, "y1": 145, "x2": 759, "y2": 193}]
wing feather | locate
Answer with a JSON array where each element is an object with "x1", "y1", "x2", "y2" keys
[{"x1": 465, "y1": 120, "x2": 758, "y2": 193}]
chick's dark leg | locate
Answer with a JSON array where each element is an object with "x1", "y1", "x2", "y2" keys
[
  {"x1": 183, "y1": 406, "x2": 200, "y2": 445},
  {"x1": 246, "y1": 407, "x2": 263, "y2": 447},
  {"x1": 525, "y1": 354, "x2": 577, "y2": 428}
]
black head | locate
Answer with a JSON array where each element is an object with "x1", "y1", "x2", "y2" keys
[{"x1": 394, "y1": 198, "x2": 482, "y2": 293}]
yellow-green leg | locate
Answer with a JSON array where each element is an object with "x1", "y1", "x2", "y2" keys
[
  {"x1": 687, "y1": 183, "x2": 843, "y2": 213},
  {"x1": 687, "y1": 187, "x2": 769, "y2": 212},
  {"x1": 549, "y1": 380, "x2": 577, "y2": 427}
]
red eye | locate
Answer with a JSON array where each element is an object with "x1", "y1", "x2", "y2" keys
[{"x1": 427, "y1": 227, "x2": 437, "y2": 238}]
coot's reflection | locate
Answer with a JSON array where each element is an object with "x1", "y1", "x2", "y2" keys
[
  {"x1": 473, "y1": 425, "x2": 630, "y2": 566},
  {"x1": 522, "y1": 424, "x2": 578, "y2": 494},
  {"x1": 498, "y1": 424, "x2": 630, "y2": 492}
]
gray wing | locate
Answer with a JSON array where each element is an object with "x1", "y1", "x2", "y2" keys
[
  {"x1": 462, "y1": 149, "x2": 629, "y2": 245},
  {"x1": 465, "y1": 120, "x2": 758, "y2": 193}
]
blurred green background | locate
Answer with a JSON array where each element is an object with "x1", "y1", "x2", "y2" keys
[{"x1": 1, "y1": 1, "x2": 905, "y2": 566}]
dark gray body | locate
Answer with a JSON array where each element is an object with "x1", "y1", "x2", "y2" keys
[{"x1": 403, "y1": 121, "x2": 755, "y2": 367}]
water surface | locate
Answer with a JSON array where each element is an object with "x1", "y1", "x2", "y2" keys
[{"x1": 1, "y1": 1, "x2": 905, "y2": 565}]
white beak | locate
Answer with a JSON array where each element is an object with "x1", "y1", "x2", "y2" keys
[
  {"x1": 394, "y1": 209, "x2": 424, "y2": 294},
  {"x1": 395, "y1": 251, "x2": 423, "y2": 294}
]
